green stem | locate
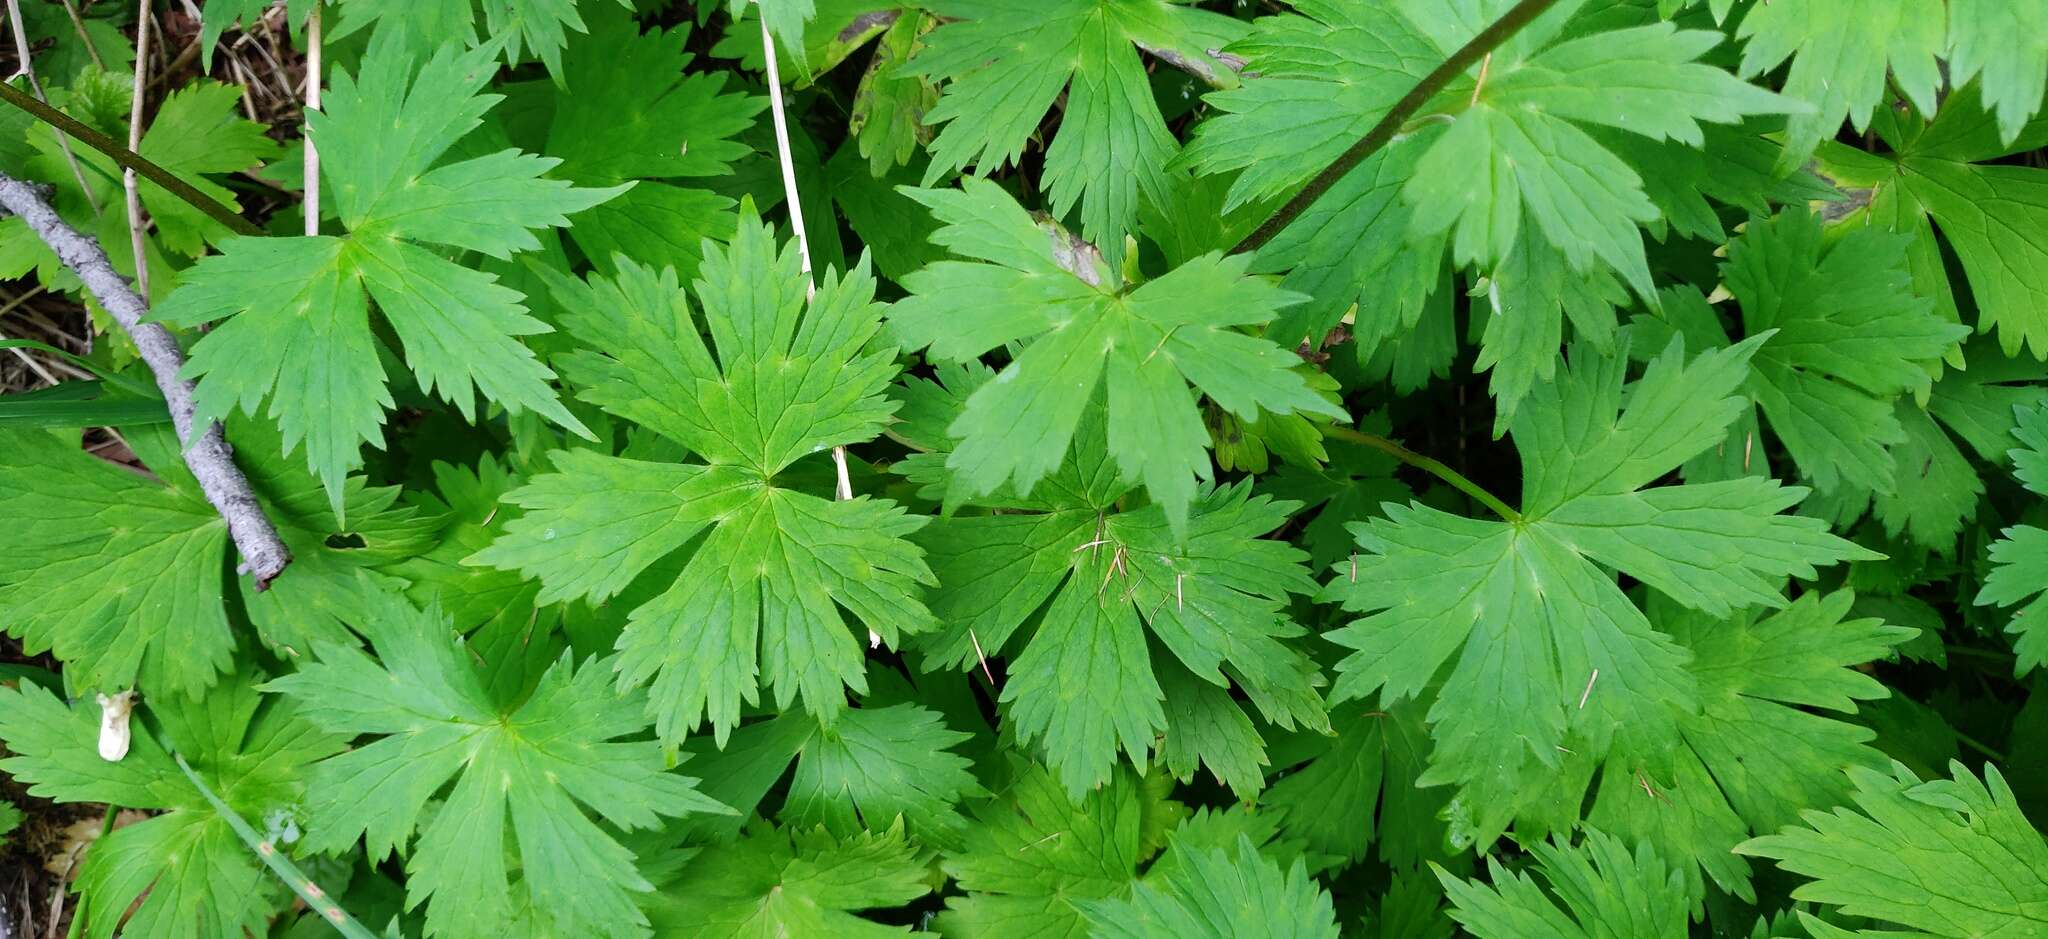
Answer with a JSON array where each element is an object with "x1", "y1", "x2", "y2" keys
[
  {"x1": 1953, "y1": 729, "x2": 2007, "y2": 764},
  {"x1": 0, "y1": 81, "x2": 265, "y2": 238},
  {"x1": 1231, "y1": 0, "x2": 1562, "y2": 255},
  {"x1": 172, "y1": 752, "x2": 378, "y2": 939},
  {"x1": 1324, "y1": 423, "x2": 1520, "y2": 523}
]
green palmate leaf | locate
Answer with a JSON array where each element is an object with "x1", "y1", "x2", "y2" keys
[
  {"x1": 1321, "y1": 336, "x2": 1874, "y2": 844},
  {"x1": 470, "y1": 209, "x2": 935, "y2": 743},
  {"x1": 0, "y1": 423, "x2": 430, "y2": 698},
  {"x1": 0, "y1": 77, "x2": 277, "y2": 305},
  {"x1": 11, "y1": 2, "x2": 131, "y2": 81},
  {"x1": 225, "y1": 428, "x2": 440, "y2": 659},
  {"x1": 1603, "y1": 121, "x2": 1840, "y2": 245},
  {"x1": 1262, "y1": 698, "x2": 1447, "y2": 870},
  {"x1": 545, "y1": 11, "x2": 763, "y2": 278},
  {"x1": 384, "y1": 456, "x2": 549, "y2": 641},
  {"x1": 1586, "y1": 590, "x2": 1915, "y2": 907},
  {"x1": 829, "y1": 149, "x2": 944, "y2": 281},
  {"x1": 0, "y1": 674, "x2": 345, "y2": 939},
  {"x1": 331, "y1": 0, "x2": 627, "y2": 75},
  {"x1": 156, "y1": 37, "x2": 617, "y2": 513},
  {"x1": 1720, "y1": 212, "x2": 1964, "y2": 489},
  {"x1": 907, "y1": 0, "x2": 1245, "y2": 267},
  {"x1": 898, "y1": 364, "x2": 1329, "y2": 796},
  {"x1": 1739, "y1": 761, "x2": 2048, "y2": 936},
  {"x1": 1079, "y1": 833, "x2": 1339, "y2": 939},
  {"x1": 936, "y1": 758, "x2": 1187, "y2": 938},
  {"x1": 1906, "y1": 155, "x2": 2048, "y2": 360},
  {"x1": 1978, "y1": 405, "x2": 2048, "y2": 673},
  {"x1": 1634, "y1": 210, "x2": 1968, "y2": 497},
  {"x1": 777, "y1": 703, "x2": 983, "y2": 846},
  {"x1": 0, "y1": 428, "x2": 234, "y2": 696},
  {"x1": 1436, "y1": 829, "x2": 1689, "y2": 939},
  {"x1": 1178, "y1": 2, "x2": 1791, "y2": 426},
  {"x1": 265, "y1": 587, "x2": 729, "y2": 939},
  {"x1": 644, "y1": 822, "x2": 930, "y2": 938},
  {"x1": 699, "y1": 702, "x2": 986, "y2": 849},
  {"x1": 60, "y1": 79, "x2": 281, "y2": 257},
  {"x1": 1182, "y1": 1, "x2": 1791, "y2": 328},
  {"x1": 1735, "y1": 0, "x2": 1944, "y2": 170},
  {"x1": 1815, "y1": 92, "x2": 2048, "y2": 359},
  {"x1": 1473, "y1": 232, "x2": 1628, "y2": 431},
  {"x1": 1946, "y1": 0, "x2": 2048, "y2": 144},
  {"x1": 892, "y1": 178, "x2": 1345, "y2": 532}
]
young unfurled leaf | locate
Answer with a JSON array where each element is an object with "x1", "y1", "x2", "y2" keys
[
  {"x1": 156, "y1": 38, "x2": 618, "y2": 512},
  {"x1": 471, "y1": 209, "x2": 935, "y2": 743},
  {"x1": 265, "y1": 587, "x2": 729, "y2": 939},
  {"x1": 891, "y1": 178, "x2": 1345, "y2": 532},
  {"x1": 1322, "y1": 337, "x2": 1873, "y2": 845}
]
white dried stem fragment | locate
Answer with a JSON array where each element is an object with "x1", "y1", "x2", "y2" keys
[{"x1": 96, "y1": 690, "x2": 136, "y2": 762}]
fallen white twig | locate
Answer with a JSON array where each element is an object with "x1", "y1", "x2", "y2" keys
[
  {"x1": 124, "y1": 0, "x2": 153, "y2": 298},
  {"x1": 0, "y1": 174, "x2": 293, "y2": 587}
]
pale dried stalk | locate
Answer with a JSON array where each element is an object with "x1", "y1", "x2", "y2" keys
[
  {"x1": 0, "y1": 174, "x2": 292, "y2": 586},
  {"x1": 758, "y1": 10, "x2": 872, "y2": 644},
  {"x1": 53, "y1": 0, "x2": 104, "y2": 71},
  {"x1": 303, "y1": 0, "x2": 320, "y2": 235},
  {"x1": 4, "y1": 0, "x2": 101, "y2": 216},
  {"x1": 125, "y1": 0, "x2": 152, "y2": 298},
  {"x1": 95, "y1": 690, "x2": 135, "y2": 761}
]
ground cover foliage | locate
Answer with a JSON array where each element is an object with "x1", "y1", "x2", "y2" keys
[{"x1": 0, "y1": 0, "x2": 2046, "y2": 936}]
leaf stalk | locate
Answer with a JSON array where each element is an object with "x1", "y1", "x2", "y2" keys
[
  {"x1": 0, "y1": 79, "x2": 264, "y2": 237},
  {"x1": 1323, "y1": 423, "x2": 1520, "y2": 523}
]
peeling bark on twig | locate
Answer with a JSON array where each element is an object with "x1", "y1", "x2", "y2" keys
[{"x1": 0, "y1": 173, "x2": 292, "y2": 587}]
